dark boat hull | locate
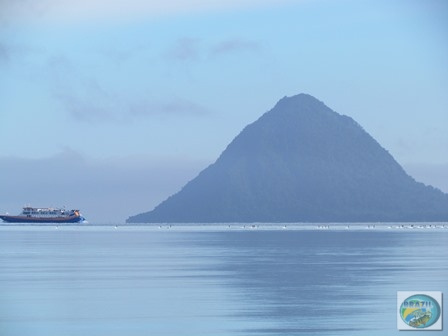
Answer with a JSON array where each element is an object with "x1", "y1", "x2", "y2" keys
[{"x1": 0, "y1": 215, "x2": 84, "y2": 223}]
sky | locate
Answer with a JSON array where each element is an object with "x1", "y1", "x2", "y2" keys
[{"x1": 1, "y1": 0, "x2": 447, "y2": 223}]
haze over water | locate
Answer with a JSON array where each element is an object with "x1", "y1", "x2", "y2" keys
[{"x1": 1, "y1": 224, "x2": 447, "y2": 336}]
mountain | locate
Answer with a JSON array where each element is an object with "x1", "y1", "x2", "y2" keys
[{"x1": 127, "y1": 94, "x2": 448, "y2": 223}]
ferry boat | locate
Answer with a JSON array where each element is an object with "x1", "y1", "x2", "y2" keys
[{"x1": 0, "y1": 206, "x2": 86, "y2": 223}]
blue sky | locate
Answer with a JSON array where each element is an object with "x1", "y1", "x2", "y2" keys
[{"x1": 1, "y1": 0, "x2": 447, "y2": 223}]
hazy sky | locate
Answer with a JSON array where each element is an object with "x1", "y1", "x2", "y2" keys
[{"x1": 1, "y1": 0, "x2": 447, "y2": 223}]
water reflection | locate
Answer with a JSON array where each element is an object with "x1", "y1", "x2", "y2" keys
[
  {"x1": 197, "y1": 230, "x2": 448, "y2": 335},
  {"x1": 0, "y1": 227, "x2": 447, "y2": 336}
]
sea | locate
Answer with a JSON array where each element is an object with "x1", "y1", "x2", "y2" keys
[{"x1": 0, "y1": 223, "x2": 447, "y2": 336}]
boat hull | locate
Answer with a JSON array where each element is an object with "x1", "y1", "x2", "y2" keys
[{"x1": 0, "y1": 215, "x2": 84, "y2": 223}]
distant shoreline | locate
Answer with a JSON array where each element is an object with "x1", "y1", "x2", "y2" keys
[{"x1": 1, "y1": 222, "x2": 447, "y2": 232}]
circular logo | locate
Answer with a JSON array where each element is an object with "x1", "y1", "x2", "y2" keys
[{"x1": 399, "y1": 294, "x2": 441, "y2": 329}]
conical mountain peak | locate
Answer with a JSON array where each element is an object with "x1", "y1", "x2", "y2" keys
[
  {"x1": 275, "y1": 93, "x2": 326, "y2": 108},
  {"x1": 128, "y1": 94, "x2": 448, "y2": 223}
]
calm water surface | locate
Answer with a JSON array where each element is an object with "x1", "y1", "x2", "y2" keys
[{"x1": 0, "y1": 224, "x2": 447, "y2": 335}]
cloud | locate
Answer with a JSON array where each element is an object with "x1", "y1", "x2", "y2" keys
[
  {"x1": 165, "y1": 37, "x2": 262, "y2": 63},
  {"x1": 1, "y1": 0, "x2": 295, "y2": 23},
  {"x1": 53, "y1": 77, "x2": 210, "y2": 122},
  {"x1": 0, "y1": 42, "x2": 9, "y2": 63},
  {"x1": 47, "y1": 54, "x2": 74, "y2": 72},
  {"x1": 130, "y1": 97, "x2": 209, "y2": 118},
  {"x1": 55, "y1": 92, "x2": 115, "y2": 122},
  {"x1": 0, "y1": 41, "x2": 41, "y2": 65},
  {"x1": 211, "y1": 39, "x2": 262, "y2": 57},
  {"x1": 0, "y1": 150, "x2": 206, "y2": 223},
  {"x1": 165, "y1": 37, "x2": 202, "y2": 62},
  {"x1": 53, "y1": 78, "x2": 119, "y2": 122},
  {"x1": 45, "y1": 53, "x2": 210, "y2": 122},
  {"x1": 54, "y1": 82, "x2": 209, "y2": 123}
]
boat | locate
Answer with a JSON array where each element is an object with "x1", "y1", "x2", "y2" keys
[{"x1": 0, "y1": 206, "x2": 86, "y2": 223}]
